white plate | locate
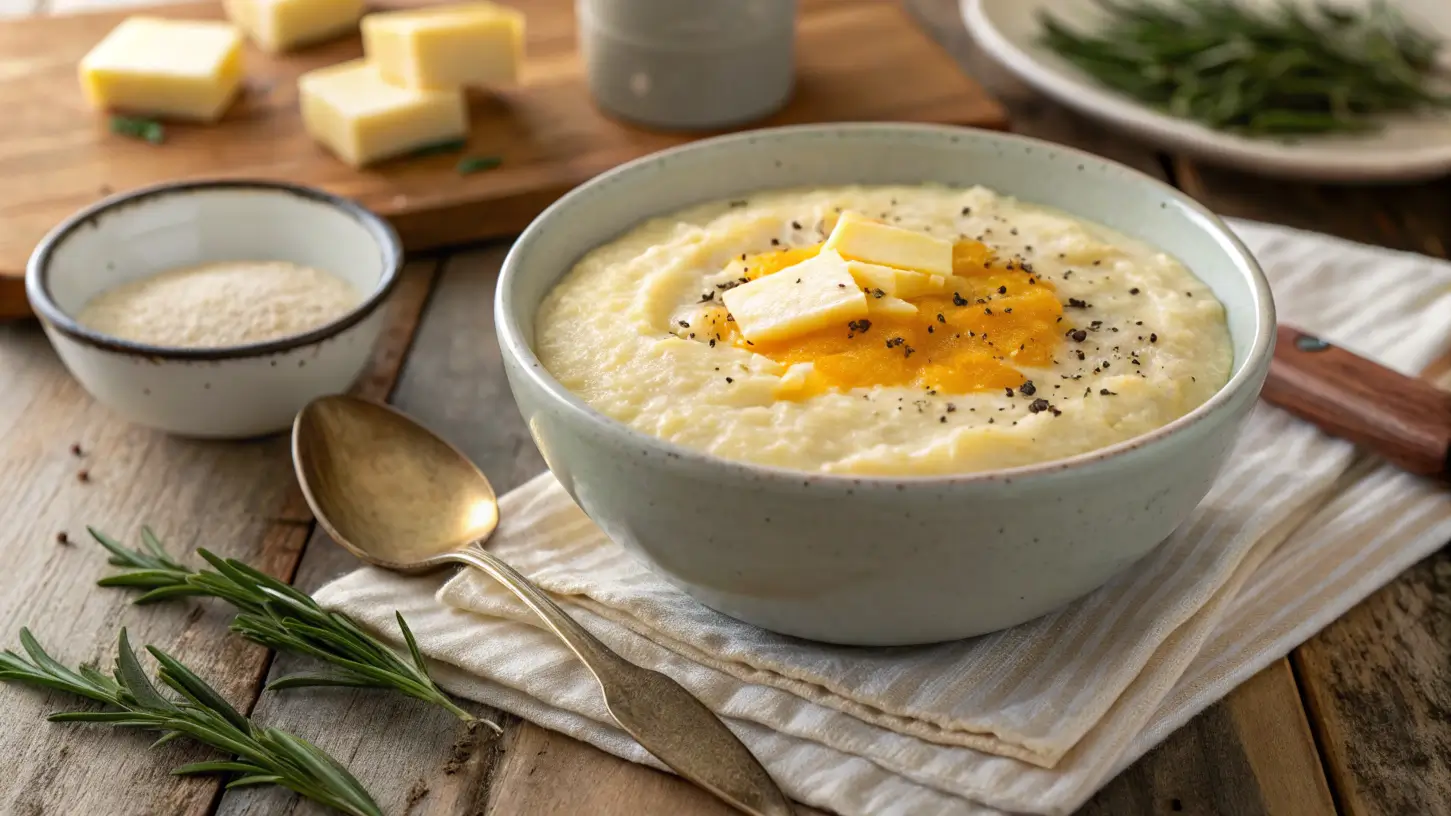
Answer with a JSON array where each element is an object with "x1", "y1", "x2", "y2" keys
[{"x1": 963, "y1": 0, "x2": 1451, "y2": 182}]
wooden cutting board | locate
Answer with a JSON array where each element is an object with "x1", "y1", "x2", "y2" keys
[{"x1": 0, "y1": 0, "x2": 1007, "y2": 319}]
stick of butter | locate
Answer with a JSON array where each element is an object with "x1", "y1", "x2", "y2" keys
[
  {"x1": 362, "y1": 2, "x2": 524, "y2": 90},
  {"x1": 78, "y1": 17, "x2": 244, "y2": 123},
  {"x1": 298, "y1": 60, "x2": 467, "y2": 167},
  {"x1": 223, "y1": 0, "x2": 364, "y2": 53}
]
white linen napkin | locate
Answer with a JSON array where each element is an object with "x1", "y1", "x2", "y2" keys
[{"x1": 316, "y1": 219, "x2": 1451, "y2": 816}]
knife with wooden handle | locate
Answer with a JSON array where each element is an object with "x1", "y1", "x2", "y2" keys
[{"x1": 1262, "y1": 324, "x2": 1451, "y2": 480}]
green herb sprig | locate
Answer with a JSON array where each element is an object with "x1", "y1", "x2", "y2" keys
[
  {"x1": 1039, "y1": 0, "x2": 1451, "y2": 136},
  {"x1": 91, "y1": 528, "x2": 490, "y2": 729},
  {"x1": 0, "y1": 628, "x2": 381, "y2": 816},
  {"x1": 109, "y1": 115, "x2": 165, "y2": 144}
]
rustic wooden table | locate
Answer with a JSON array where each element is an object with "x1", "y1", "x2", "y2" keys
[{"x1": 3, "y1": 1, "x2": 1449, "y2": 814}]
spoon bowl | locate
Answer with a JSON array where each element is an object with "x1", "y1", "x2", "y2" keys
[
  {"x1": 293, "y1": 395, "x2": 498, "y2": 572},
  {"x1": 290, "y1": 394, "x2": 794, "y2": 816}
]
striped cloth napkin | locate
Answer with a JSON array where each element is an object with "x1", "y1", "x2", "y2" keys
[{"x1": 316, "y1": 219, "x2": 1451, "y2": 816}]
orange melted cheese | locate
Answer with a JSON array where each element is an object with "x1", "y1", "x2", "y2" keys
[{"x1": 723, "y1": 239, "x2": 1063, "y2": 397}]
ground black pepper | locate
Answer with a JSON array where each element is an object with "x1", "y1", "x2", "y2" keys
[
  {"x1": 1067, "y1": 298, "x2": 1089, "y2": 309},
  {"x1": 1149, "y1": 333, "x2": 1158, "y2": 343},
  {"x1": 1070, "y1": 329, "x2": 1088, "y2": 342},
  {"x1": 69, "y1": 443, "x2": 83, "y2": 457},
  {"x1": 952, "y1": 292, "x2": 967, "y2": 307},
  {"x1": 1019, "y1": 381, "x2": 1037, "y2": 396}
]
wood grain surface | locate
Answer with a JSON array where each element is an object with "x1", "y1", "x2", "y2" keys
[
  {"x1": 0, "y1": 0, "x2": 1007, "y2": 319},
  {"x1": 1, "y1": 0, "x2": 1448, "y2": 814}
]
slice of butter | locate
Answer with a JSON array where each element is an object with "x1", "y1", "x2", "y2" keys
[
  {"x1": 78, "y1": 17, "x2": 244, "y2": 122},
  {"x1": 299, "y1": 59, "x2": 467, "y2": 167},
  {"x1": 775, "y1": 362, "x2": 816, "y2": 398},
  {"x1": 362, "y1": 2, "x2": 524, "y2": 90},
  {"x1": 866, "y1": 294, "x2": 918, "y2": 317},
  {"x1": 722, "y1": 250, "x2": 867, "y2": 344},
  {"x1": 848, "y1": 261, "x2": 947, "y2": 299},
  {"x1": 223, "y1": 0, "x2": 363, "y2": 53},
  {"x1": 824, "y1": 211, "x2": 952, "y2": 276}
]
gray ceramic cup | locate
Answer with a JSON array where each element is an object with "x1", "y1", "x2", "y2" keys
[{"x1": 577, "y1": 0, "x2": 797, "y2": 130}]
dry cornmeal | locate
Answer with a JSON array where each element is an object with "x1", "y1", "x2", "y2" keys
[{"x1": 77, "y1": 261, "x2": 361, "y2": 348}]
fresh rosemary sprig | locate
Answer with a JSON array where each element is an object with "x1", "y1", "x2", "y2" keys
[
  {"x1": 90, "y1": 527, "x2": 489, "y2": 729},
  {"x1": 1038, "y1": 0, "x2": 1451, "y2": 136},
  {"x1": 0, "y1": 628, "x2": 381, "y2": 816}
]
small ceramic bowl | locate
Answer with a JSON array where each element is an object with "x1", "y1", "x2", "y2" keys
[
  {"x1": 497, "y1": 123, "x2": 1276, "y2": 646},
  {"x1": 26, "y1": 180, "x2": 402, "y2": 439}
]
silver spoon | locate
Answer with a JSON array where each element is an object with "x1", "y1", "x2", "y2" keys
[{"x1": 291, "y1": 394, "x2": 794, "y2": 816}]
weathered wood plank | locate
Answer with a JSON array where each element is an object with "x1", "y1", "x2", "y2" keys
[
  {"x1": 217, "y1": 246, "x2": 540, "y2": 816},
  {"x1": 1176, "y1": 158, "x2": 1451, "y2": 816},
  {"x1": 0, "y1": 260, "x2": 436, "y2": 816},
  {"x1": 1087, "y1": 662, "x2": 1336, "y2": 816}
]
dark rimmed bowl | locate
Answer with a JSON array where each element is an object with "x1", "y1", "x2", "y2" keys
[{"x1": 27, "y1": 180, "x2": 402, "y2": 438}]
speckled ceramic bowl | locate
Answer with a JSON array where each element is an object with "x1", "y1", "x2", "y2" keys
[
  {"x1": 497, "y1": 123, "x2": 1275, "y2": 645},
  {"x1": 27, "y1": 180, "x2": 402, "y2": 439}
]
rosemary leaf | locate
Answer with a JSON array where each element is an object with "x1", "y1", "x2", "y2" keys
[
  {"x1": 108, "y1": 115, "x2": 165, "y2": 144},
  {"x1": 457, "y1": 155, "x2": 503, "y2": 175}
]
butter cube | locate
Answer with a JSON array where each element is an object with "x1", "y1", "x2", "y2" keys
[
  {"x1": 299, "y1": 60, "x2": 467, "y2": 167},
  {"x1": 848, "y1": 261, "x2": 947, "y2": 299},
  {"x1": 722, "y1": 250, "x2": 867, "y2": 344},
  {"x1": 866, "y1": 294, "x2": 918, "y2": 317},
  {"x1": 78, "y1": 17, "x2": 243, "y2": 122},
  {"x1": 362, "y1": 2, "x2": 524, "y2": 90},
  {"x1": 223, "y1": 0, "x2": 363, "y2": 53},
  {"x1": 824, "y1": 211, "x2": 952, "y2": 276}
]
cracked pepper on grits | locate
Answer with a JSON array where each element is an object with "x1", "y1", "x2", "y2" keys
[{"x1": 535, "y1": 185, "x2": 1232, "y2": 475}]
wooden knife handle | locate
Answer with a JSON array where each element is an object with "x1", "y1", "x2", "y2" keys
[{"x1": 1262, "y1": 325, "x2": 1451, "y2": 480}]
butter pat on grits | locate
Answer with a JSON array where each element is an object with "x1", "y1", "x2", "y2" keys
[{"x1": 535, "y1": 186, "x2": 1233, "y2": 475}]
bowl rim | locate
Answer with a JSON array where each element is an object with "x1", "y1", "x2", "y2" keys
[
  {"x1": 26, "y1": 178, "x2": 404, "y2": 362},
  {"x1": 498, "y1": 122, "x2": 1277, "y2": 487}
]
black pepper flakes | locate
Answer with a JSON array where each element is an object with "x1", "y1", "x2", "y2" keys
[
  {"x1": 678, "y1": 320, "x2": 690, "y2": 328},
  {"x1": 936, "y1": 313, "x2": 946, "y2": 323},
  {"x1": 885, "y1": 337, "x2": 906, "y2": 349},
  {"x1": 709, "y1": 339, "x2": 716, "y2": 348},
  {"x1": 871, "y1": 288, "x2": 886, "y2": 299},
  {"x1": 1149, "y1": 333, "x2": 1158, "y2": 343},
  {"x1": 771, "y1": 238, "x2": 781, "y2": 246},
  {"x1": 1004, "y1": 387, "x2": 1015, "y2": 398},
  {"x1": 1028, "y1": 398, "x2": 1051, "y2": 413},
  {"x1": 1100, "y1": 389, "x2": 1117, "y2": 396},
  {"x1": 998, "y1": 285, "x2": 1007, "y2": 294},
  {"x1": 946, "y1": 403, "x2": 957, "y2": 413},
  {"x1": 725, "y1": 377, "x2": 734, "y2": 383},
  {"x1": 791, "y1": 220, "x2": 802, "y2": 230},
  {"x1": 984, "y1": 308, "x2": 993, "y2": 315},
  {"x1": 56, "y1": 531, "x2": 70, "y2": 545},
  {"x1": 1067, "y1": 298, "x2": 1089, "y2": 309},
  {"x1": 1018, "y1": 381, "x2": 1037, "y2": 396},
  {"x1": 69, "y1": 443, "x2": 83, "y2": 457},
  {"x1": 960, "y1": 206, "x2": 971, "y2": 215},
  {"x1": 76, "y1": 469, "x2": 90, "y2": 483},
  {"x1": 1069, "y1": 329, "x2": 1088, "y2": 342},
  {"x1": 1129, "y1": 288, "x2": 1140, "y2": 295},
  {"x1": 952, "y1": 292, "x2": 967, "y2": 307},
  {"x1": 700, "y1": 292, "x2": 715, "y2": 303}
]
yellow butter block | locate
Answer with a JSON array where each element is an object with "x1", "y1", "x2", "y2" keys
[
  {"x1": 722, "y1": 250, "x2": 868, "y2": 344},
  {"x1": 78, "y1": 17, "x2": 243, "y2": 123},
  {"x1": 362, "y1": 2, "x2": 524, "y2": 90},
  {"x1": 298, "y1": 60, "x2": 467, "y2": 167},
  {"x1": 824, "y1": 211, "x2": 953, "y2": 276},
  {"x1": 223, "y1": 0, "x2": 363, "y2": 53}
]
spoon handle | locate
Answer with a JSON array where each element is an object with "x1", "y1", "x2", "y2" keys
[{"x1": 447, "y1": 547, "x2": 795, "y2": 816}]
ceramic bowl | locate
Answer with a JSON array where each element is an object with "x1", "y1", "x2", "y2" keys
[
  {"x1": 497, "y1": 123, "x2": 1275, "y2": 646},
  {"x1": 26, "y1": 180, "x2": 402, "y2": 439}
]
